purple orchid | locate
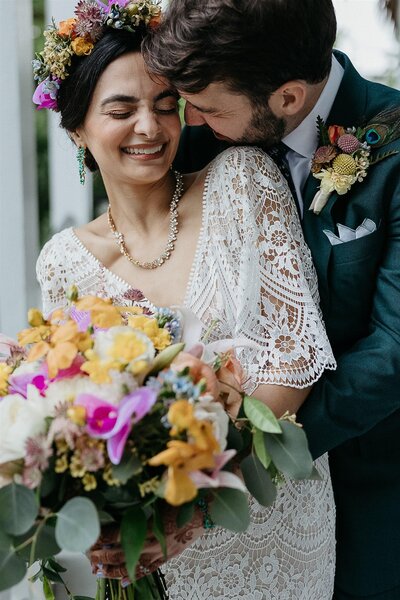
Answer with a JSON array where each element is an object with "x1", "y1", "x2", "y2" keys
[
  {"x1": 33, "y1": 78, "x2": 61, "y2": 111},
  {"x1": 9, "y1": 372, "x2": 48, "y2": 398},
  {"x1": 95, "y1": 0, "x2": 130, "y2": 14},
  {"x1": 189, "y1": 449, "x2": 247, "y2": 492},
  {"x1": 75, "y1": 387, "x2": 157, "y2": 464}
]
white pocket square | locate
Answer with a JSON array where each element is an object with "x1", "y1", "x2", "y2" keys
[{"x1": 323, "y1": 218, "x2": 377, "y2": 246}]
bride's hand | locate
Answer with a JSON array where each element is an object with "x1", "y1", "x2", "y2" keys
[{"x1": 90, "y1": 504, "x2": 204, "y2": 579}]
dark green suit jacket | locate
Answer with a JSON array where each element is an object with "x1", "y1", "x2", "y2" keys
[{"x1": 174, "y1": 51, "x2": 400, "y2": 596}]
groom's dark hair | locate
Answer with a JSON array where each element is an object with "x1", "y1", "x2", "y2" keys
[{"x1": 143, "y1": 0, "x2": 337, "y2": 102}]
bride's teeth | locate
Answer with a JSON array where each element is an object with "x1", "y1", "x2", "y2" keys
[{"x1": 124, "y1": 145, "x2": 163, "y2": 155}]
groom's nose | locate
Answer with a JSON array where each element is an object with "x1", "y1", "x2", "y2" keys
[{"x1": 184, "y1": 102, "x2": 207, "y2": 126}]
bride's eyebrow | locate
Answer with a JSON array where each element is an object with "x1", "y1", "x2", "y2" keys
[{"x1": 100, "y1": 90, "x2": 179, "y2": 107}]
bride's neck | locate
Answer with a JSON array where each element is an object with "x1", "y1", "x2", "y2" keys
[{"x1": 104, "y1": 172, "x2": 176, "y2": 232}]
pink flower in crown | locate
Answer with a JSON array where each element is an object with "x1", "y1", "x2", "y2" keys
[
  {"x1": 33, "y1": 78, "x2": 61, "y2": 111},
  {"x1": 95, "y1": 0, "x2": 130, "y2": 13},
  {"x1": 75, "y1": 387, "x2": 157, "y2": 464}
]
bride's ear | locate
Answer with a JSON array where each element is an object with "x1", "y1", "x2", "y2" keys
[
  {"x1": 268, "y1": 81, "x2": 307, "y2": 117},
  {"x1": 69, "y1": 129, "x2": 86, "y2": 147}
]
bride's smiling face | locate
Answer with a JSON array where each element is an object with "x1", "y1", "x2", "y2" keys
[{"x1": 74, "y1": 52, "x2": 181, "y2": 186}]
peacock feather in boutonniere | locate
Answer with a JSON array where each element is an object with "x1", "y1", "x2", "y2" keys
[{"x1": 309, "y1": 107, "x2": 400, "y2": 214}]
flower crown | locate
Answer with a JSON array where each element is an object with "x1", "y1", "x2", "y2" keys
[{"x1": 32, "y1": 0, "x2": 161, "y2": 112}]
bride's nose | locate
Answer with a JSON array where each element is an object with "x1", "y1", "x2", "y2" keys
[{"x1": 134, "y1": 108, "x2": 162, "y2": 138}]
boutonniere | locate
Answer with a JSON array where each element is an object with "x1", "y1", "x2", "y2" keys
[{"x1": 309, "y1": 110, "x2": 400, "y2": 214}]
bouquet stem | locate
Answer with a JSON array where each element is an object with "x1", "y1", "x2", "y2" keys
[{"x1": 96, "y1": 571, "x2": 168, "y2": 600}]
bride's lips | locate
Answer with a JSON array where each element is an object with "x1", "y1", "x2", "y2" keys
[{"x1": 121, "y1": 143, "x2": 166, "y2": 161}]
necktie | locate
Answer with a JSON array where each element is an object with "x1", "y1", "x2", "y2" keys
[{"x1": 267, "y1": 142, "x2": 301, "y2": 216}]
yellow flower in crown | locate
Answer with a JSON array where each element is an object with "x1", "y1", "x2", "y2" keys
[
  {"x1": 75, "y1": 296, "x2": 122, "y2": 329},
  {"x1": 128, "y1": 315, "x2": 171, "y2": 351},
  {"x1": 0, "y1": 364, "x2": 12, "y2": 396},
  {"x1": 148, "y1": 440, "x2": 215, "y2": 506},
  {"x1": 27, "y1": 319, "x2": 93, "y2": 379},
  {"x1": 71, "y1": 37, "x2": 94, "y2": 56}
]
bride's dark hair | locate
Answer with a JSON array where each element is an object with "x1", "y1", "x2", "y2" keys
[{"x1": 57, "y1": 28, "x2": 144, "y2": 171}]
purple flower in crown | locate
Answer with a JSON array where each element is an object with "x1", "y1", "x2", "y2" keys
[
  {"x1": 95, "y1": 0, "x2": 130, "y2": 14},
  {"x1": 32, "y1": 77, "x2": 61, "y2": 111}
]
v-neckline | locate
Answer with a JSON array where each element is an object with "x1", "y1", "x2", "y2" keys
[{"x1": 69, "y1": 165, "x2": 212, "y2": 309}]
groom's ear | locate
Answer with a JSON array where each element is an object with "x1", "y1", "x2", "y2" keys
[{"x1": 268, "y1": 81, "x2": 307, "y2": 118}]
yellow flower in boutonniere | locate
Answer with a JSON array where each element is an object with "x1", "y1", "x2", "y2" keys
[{"x1": 309, "y1": 113, "x2": 399, "y2": 214}]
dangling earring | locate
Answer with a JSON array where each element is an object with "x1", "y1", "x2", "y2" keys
[{"x1": 77, "y1": 146, "x2": 86, "y2": 185}]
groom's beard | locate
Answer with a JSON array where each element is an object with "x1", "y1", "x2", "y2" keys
[{"x1": 234, "y1": 103, "x2": 286, "y2": 149}]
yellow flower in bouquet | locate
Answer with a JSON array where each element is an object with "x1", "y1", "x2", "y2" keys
[
  {"x1": 0, "y1": 364, "x2": 12, "y2": 396},
  {"x1": 27, "y1": 320, "x2": 92, "y2": 378},
  {"x1": 149, "y1": 440, "x2": 215, "y2": 506},
  {"x1": 128, "y1": 315, "x2": 171, "y2": 351},
  {"x1": 75, "y1": 295, "x2": 122, "y2": 328}
]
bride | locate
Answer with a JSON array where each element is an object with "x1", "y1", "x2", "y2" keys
[{"x1": 34, "y1": 2, "x2": 336, "y2": 598}]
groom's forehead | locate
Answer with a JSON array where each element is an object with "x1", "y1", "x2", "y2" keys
[{"x1": 179, "y1": 83, "x2": 251, "y2": 113}]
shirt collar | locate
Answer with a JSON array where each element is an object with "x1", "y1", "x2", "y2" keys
[{"x1": 283, "y1": 55, "x2": 344, "y2": 159}]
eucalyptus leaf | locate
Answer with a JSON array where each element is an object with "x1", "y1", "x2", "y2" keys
[
  {"x1": 243, "y1": 396, "x2": 282, "y2": 433},
  {"x1": 14, "y1": 523, "x2": 61, "y2": 561},
  {"x1": 227, "y1": 422, "x2": 243, "y2": 453},
  {"x1": 121, "y1": 506, "x2": 147, "y2": 581},
  {"x1": 0, "y1": 483, "x2": 38, "y2": 536},
  {"x1": 55, "y1": 497, "x2": 100, "y2": 553},
  {"x1": 152, "y1": 506, "x2": 166, "y2": 559},
  {"x1": 263, "y1": 421, "x2": 313, "y2": 479},
  {"x1": 253, "y1": 428, "x2": 272, "y2": 469},
  {"x1": 176, "y1": 501, "x2": 195, "y2": 529},
  {"x1": 240, "y1": 454, "x2": 277, "y2": 507},
  {"x1": 210, "y1": 489, "x2": 250, "y2": 533},
  {"x1": 0, "y1": 529, "x2": 11, "y2": 551},
  {"x1": 112, "y1": 453, "x2": 142, "y2": 483},
  {"x1": 308, "y1": 466, "x2": 322, "y2": 480},
  {"x1": 0, "y1": 545, "x2": 27, "y2": 591}
]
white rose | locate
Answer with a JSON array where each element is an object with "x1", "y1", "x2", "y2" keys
[
  {"x1": 194, "y1": 397, "x2": 229, "y2": 451},
  {"x1": 0, "y1": 393, "x2": 49, "y2": 463},
  {"x1": 44, "y1": 372, "x2": 138, "y2": 409}
]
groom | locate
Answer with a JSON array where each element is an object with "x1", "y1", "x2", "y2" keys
[{"x1": 144, "y1": 1, "x2": 400, "y2": 598}]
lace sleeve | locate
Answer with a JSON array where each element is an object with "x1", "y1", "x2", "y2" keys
[
  {"x1": 36, "y1": 233, "x2": 71, "y2": 317},
  {"x1": 209, "y1": 147, "x2": 336, "y2": 392}
]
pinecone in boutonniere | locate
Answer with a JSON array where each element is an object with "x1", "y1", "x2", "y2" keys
[{"x1": 309, "y1": 108, "x2": 400, "y2": 214}]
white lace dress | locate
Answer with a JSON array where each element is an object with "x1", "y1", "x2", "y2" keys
[{"x1": 37, "y1": 147, "x2": 337, "y2": 600}]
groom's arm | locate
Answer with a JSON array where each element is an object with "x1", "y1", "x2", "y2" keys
[{"x1": 298, "y1": 178, "x2": 400, "y2": 459}]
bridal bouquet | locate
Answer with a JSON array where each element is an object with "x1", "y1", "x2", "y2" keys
[{"x1": 0, "y1": 288, "x2": 314, "y2": 600}]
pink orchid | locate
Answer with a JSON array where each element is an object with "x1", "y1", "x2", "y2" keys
[
  {"x1": 189, "y1": 449, "x2": 246, "y2": 492},
  {"x1": 33, "y1": 78, "x2": 61, "y2": 111},
  {"x1": 75, "y1": 387, "x2": 157, "y2": 464},
  {"x1": 9, "y1": 373, "x2": 48, "y2": 398},
  {"x1": 9, "y1": 356, "x2": 85, "y2": 398}
]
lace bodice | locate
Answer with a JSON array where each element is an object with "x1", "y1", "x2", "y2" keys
[
  {"x1": 37, "y1": 146, "x2": 336, "y2": 598},
  {"x1": 37, "y1": 147, "x2": 335, "y2": 392}
]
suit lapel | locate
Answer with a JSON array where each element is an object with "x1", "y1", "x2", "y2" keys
[{"x1": 302, "y1": 52, "x2": 370, "y2": 306}]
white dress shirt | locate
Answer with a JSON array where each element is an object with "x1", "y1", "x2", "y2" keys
[{"x1": 282, "y1": 55, "x2": 344, "y2": 217}]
